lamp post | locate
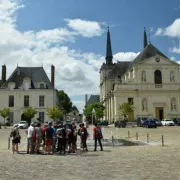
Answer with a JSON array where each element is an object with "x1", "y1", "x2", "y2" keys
[{"x1": 92, "y1": 108, "x2": 96, "y2": 125}]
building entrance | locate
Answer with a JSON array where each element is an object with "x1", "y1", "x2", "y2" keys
[{"x1": 156, "y1": 107, "x2": 164, "y2": 120}]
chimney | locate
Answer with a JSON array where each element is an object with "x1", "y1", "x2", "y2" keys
[
  {"x1": 51, "y1": 65, "x2": 55, "y2": 88},
  {"x1": 1, "y1": 65, "x2": 6, "y2": 83},
  {"x1": 85, "y1": 94, "x2": 88, "y2": 106}
]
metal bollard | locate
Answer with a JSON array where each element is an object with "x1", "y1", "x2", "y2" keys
[
  {"x1": 128, "y1": 131, "x2": 130, "y2": 138},
  {"x1": 112, "y1": 135, "x2": 114, "y2": 147},
  {"x1": 147, "y1": 133, "x2": 149, "y2": 143},
  {"x1": 162, "y1": 135, "x2": 164, "y2": 147},
  {"x1": 136, "y1": 132, "x2": 138, "y2": 140}
]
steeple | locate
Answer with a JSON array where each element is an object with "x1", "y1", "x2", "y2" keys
[
  {"x1": 105, "y1": 26, "x2": 113, "y2": 65},
  {"x1": 144, "y1": 27, "x2": 148, "y2": 48}
]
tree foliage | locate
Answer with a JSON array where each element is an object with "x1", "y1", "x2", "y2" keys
[
  {"x1": 47, "y1": 106, "x2": 63, "y2": 121},
  {"x1": 84, "y1": 102, "x2": 105, "y2": 123},
  {"x1": 0, "y1": 108, "x2": 10, "y2": 125},
  {"x1": 57, "y1": 90, "x2": 72, "y2": 114},
  {"x1": 23, "y1": 107, "x2": 37, "y2": 125},
  {"x1": 119, "y1": 102, "x2": 134, "y2": 120}
]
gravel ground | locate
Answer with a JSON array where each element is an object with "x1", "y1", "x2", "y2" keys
[{"x1": 0, "y1": 125, "x2": 180, "y2": 180}]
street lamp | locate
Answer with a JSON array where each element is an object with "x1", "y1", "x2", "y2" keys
[{"x1": 92, "y1": 108, "x2": 96, "y2": 125}]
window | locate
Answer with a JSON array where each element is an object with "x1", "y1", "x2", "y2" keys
[
  {"x1": 39, "y1": 96, "x2": 45, "y2": 107},
  {"x1": 128, "y1": 98, "x2": 133, "y2": 105},
  {"x1": 39, "y1": 112, "x2": 44, "y2": 122},
  {"x1": 40, "y1": 83, "x2": 45, "y2": 89},
  {"x1": 9, "y1": 95, "x2": 14, "y2": 107},
  {"x1": 9, "y1": 112, "x2": 14, "y2": 124},
  {"x1": 24, "y1": 95, "x2": 29, "y2": 107},
  {"x1": 154, "y1": 70, "x2": 162, "y2": 84},
  {"x1": 170, "y1": 71, "x2": 175, "y2": 82},
  {"x1": 141, "y1": 70, "x2": 146, "y2": 82}
]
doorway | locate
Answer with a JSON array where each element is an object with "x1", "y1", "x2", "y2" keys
[{"x1": 156, "y1": 107, "x2": 164, "y2": 120}]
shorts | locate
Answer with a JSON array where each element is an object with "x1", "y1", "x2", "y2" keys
[
  {"x1": 12, "y1": 137, "x2": 20, "y2": 144},
  {"x1": 27, "y1": 137, "x2": 33, "y2": 147},
  {"x1": 36, "y1": 137, "x2": 42, "y2": 145},
  {"x1": 45, "y1": 138, "x2": 53, "y2": 146}
]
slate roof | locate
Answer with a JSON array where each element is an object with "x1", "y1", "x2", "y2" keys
[
  {"x1": 1, "y1": 67, "x2": 53, "y2": 89},
  {"x1": 129, "y1": 43, "x2": 168, "y2": 69},
  {"x1": 107, "y1": 43, "x2": 169, "y2": 79},
  {"x1": 108, "y1": 61, "x2": 131, "y2": 78},
  {"x1": 86, "y1": 95, "x2": 100, "y2": 106}
]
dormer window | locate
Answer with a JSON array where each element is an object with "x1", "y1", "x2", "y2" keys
[
  {"x1": 39, "y1": 82, "x2": 46, "y2": 89},
  {"x1": 8, "y1": 82, "x2": 15, "y2": 91},
  {"x1": 23, "y1": 77, "x2": 31, "y2": 91},
  {"x1": 40, "y1": 83, "x2": 44, "y2": 89}
]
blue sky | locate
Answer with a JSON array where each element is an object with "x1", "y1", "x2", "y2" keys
[{"x1": 0, "y1": 0, "x2": 180, "y2": 112}]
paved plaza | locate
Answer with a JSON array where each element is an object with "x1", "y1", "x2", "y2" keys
[{"x1": 1, "y1": 125, "x2": 180, "y2": 180}]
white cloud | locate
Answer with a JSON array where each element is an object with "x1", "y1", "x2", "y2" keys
[
  {"x1": 170, "y1": 56, "x2": 176, "y2": 60},
  {"x1": 113, "y1": 52, "x2": 139, "y2": 62},
  {"x1": 155, "y1": 19, "x2": 180, "y2": 37},
  {"x1": 155, "y1": 18, "x2": 180, "y2": 54},
  {"x1": 0, "y1": 0, "x2": 139, "y2": 113},
  {"x1": 155, "y1": 28, "x2": 163, "y2": 36},
  {"x1": 65, "y1": 18, "x2": 104, "y2": 37}
]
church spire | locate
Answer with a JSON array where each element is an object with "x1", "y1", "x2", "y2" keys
[
  {"x1": 144, "y1": 27, "x2": 148, "y2": 48},
  {"x1": 105, "y1": 26, "x2": 113, "y2": 64}
]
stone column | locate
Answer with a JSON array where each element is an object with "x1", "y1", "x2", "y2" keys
[
  {"x1": 109, "y1": 95, "x2": 111, "y2": 123},
  {"x1": 106, "y1": 97, "x2": 109, "y2": 123},
  {"x1": 111, "y1": 94, "x2": 114, "y2": 123}
]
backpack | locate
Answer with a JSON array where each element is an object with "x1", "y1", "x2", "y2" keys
[
  {"x1": 10, "y1": 129, "x2": 16, "y2": 138},
  {"x1": 57, "y1": 128, "x2": 65, "y2": 139},
  {"x1": 95, "y1": 127, "x2": 103, "y2": 138}
]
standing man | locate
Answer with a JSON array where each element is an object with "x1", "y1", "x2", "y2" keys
[
  {"x1": 27, "y1": 122, "x2": 35, "y2": 154},
  {"x1": 93, "y1": 123, "x2": 103, "y2": 151},
  {"x1": 45, "y1": 122, "x2": 54, "y2": 155}
]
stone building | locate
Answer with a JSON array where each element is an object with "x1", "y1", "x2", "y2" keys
[
  {"x1": 100, "y1": 28, "x2": 180, "y2": 123},
  {"x1": 0, "y1": 65, "x2": 57, "y2": 124}
]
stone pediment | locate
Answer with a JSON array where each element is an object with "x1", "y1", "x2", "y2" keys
[{"x1": 140, "y1": 55, "x2": 179, "y2": 66}]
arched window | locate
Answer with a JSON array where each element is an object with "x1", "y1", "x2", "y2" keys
[
  {"x1": 170, "y1": 71, "x2": 175, "y2": 82},
  {"x1": 154, "y1": 70, "x2": 162, "y2": 84},
  {"x1": 171, "y1": 98, "x2": 176, "y2": 111},
  {"x1": 40, "y1": 83, "x2": 45, "y2": 89},
  {"x1": 141, "y1": 70, "x2": 146, "y2": 82}
]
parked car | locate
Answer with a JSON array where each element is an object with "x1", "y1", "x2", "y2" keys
[
  {"x1": 161, "y1": 119, "x2": 175, "y2": 126},
  {"x1": 173, "y1": 118, "x2": 180, "y2": 126},
  {"x1": 136, "y1": 117, "x2": 148, "y2": 127},
  {"x1": 15, "y1": 121, "x2": 28, "y2": 129},
  {"x1": 142, "y1": 119, "x2": 157, "y2": 128},
  {"x1": 114, "y1": 120, "x2": 127, "y2": 128},
  {"x1": 99, "y1": 120, "x2": 109, "y2": 126},
  {"x1": 153, "y1": 118, "x2": 162, "y2": 126}
]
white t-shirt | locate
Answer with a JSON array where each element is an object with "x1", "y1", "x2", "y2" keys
[{"x1": 27, "y1": 125, "x2": 35, "y2": 138}]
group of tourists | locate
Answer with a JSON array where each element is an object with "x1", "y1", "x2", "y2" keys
[{"x1": 10, "y1": 121, "x2": 104, "y2": 154}]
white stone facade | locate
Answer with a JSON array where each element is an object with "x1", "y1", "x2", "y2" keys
[{"x1": 100, "y1": 55, "x2": 180, "y2": 123}]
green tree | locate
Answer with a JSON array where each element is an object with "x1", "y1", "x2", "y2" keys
[
  {"x1": 23, "y1": 107, "x2": 37, "y2": 126},
  {"x1": 0, "y1": 107, "x2": 10, "y2": 126},
  {"x1": 47, "y1": 106, "x2": 63, "y2": 121},
  {"x1": 84, "y1": 102, "x2": 105, "y2": 124},
  {"x1": 119, "y1": 102, "x2": 134, "y2": 120},
  {"x1": 57, "y1": 90, "x2": 72, "y2": 114}
]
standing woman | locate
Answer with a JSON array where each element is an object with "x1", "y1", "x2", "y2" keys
[{"x1": 10, "y1": 124, "x2": 21, "y2": 154}]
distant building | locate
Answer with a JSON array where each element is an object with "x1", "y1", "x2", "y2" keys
[
  {"x1": 85, "y1": 94, "x2": 100, "y2": 107},
  {"x1": 67, "y1": 105, "x2": 82, "y2": 122},
  {"x1": 0, "y1": 65, "x2": 57, "y2": 124}
]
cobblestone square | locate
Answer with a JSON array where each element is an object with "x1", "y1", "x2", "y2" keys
[{"x1": 1, "y1": 126, "x2": 180, "y2": 180}]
